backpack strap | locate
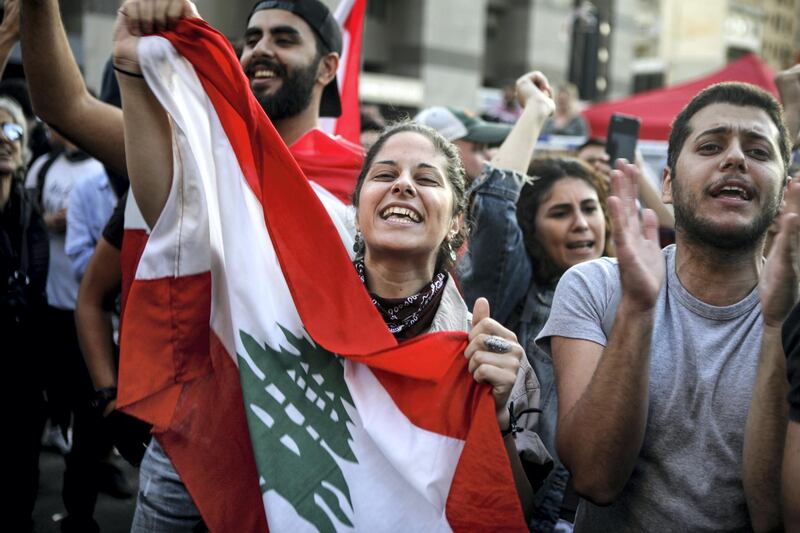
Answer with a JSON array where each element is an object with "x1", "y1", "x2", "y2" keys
[{"x1": 34, "y1": 148, "x2": 64, "y2": 208}]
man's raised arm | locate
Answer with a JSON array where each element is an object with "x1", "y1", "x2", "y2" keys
[{"x1": 21, "y1": 0, "x2": 125, "y2": 174}]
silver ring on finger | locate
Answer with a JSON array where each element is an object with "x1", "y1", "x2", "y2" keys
[{"x1": 484, "y1": 335, "x2": 512, "y2": 354}]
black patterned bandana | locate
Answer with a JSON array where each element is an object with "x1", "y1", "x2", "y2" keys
[{"x1": 355, "y1": 260, "x2": 448, "y2": 340}]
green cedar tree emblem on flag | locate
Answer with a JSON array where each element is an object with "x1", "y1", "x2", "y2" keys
[{"x1": 238, "y1": 327, "x2": 358, "y2": 532}]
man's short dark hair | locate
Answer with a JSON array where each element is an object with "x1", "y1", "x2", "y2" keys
[
  {"x1": 577, "y1": 137, "x2": 606, "y2": 153},
  {"x1": 667, "y1": 82, "x2": 791, "y2": 175}
]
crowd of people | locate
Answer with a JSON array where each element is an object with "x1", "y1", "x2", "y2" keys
[{"x1": 3, "y1": 0, "x2": 800, "y2": 531}]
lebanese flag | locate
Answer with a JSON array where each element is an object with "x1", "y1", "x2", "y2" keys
[
  {"x1": 119, "y1": 19, "x2": 526, "y2": 532},
  {"x1": 320, "y1": 0, "x2": 366, "y2": 144}
]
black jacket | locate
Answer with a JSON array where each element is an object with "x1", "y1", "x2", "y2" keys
[{"x1": 0, "y1": 177, "x2": 48, "y2": 326}]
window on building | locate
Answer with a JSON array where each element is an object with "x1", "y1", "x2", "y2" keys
[{"x1": 632, "y1": 72, "x2": 664, "y2": 94}]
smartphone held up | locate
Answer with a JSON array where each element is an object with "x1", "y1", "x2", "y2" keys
[{"x1": 606, "y1": 113, "x2": 640, "y2": 165}]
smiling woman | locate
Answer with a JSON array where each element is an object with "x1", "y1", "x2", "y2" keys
[
  {"x1": 349, "y1": 122, "x2": 551, "y2": 520},
  {"x1": 352, "y1": 123, "x2": 468, "y2": 282}
]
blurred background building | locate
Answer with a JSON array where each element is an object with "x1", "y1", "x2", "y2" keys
[
  {"x1": 633, "y1": 0, "x2": 800, "y2": 92},
  {"x1": 6, "y1": 0, "x2": 800, "y2": 115}
]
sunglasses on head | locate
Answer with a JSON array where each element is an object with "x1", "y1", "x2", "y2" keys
[{"x1": 1, "y1": 122, "x2": 23, "y2": 142}]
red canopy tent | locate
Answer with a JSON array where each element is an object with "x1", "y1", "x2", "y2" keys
[{"x1": 582, "y1": 53, "x2": 778, "y2": 141}]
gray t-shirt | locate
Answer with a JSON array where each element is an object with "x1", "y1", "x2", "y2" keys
[{"x1": 537, "y1": 245, "x2": 761, "y2": 532}]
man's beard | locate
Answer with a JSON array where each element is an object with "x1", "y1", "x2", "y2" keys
[
  {"x1": 254, "y1": 58, "x2": 320, "y2": 121},
  {"x1": 671, "y1": 171, "x2": 781, "y2": 250}
]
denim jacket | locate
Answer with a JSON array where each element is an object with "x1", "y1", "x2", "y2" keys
[{"x1": 457, "y1": 164, "x2": 569, "y2": 532}]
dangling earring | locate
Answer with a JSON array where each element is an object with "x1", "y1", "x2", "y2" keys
[
  {"x1": 352, "y1": 231, "x2": 365, "y2": 257},
  {"x1": 444, "y1": 239, "x2": 457, "y2": 263}
]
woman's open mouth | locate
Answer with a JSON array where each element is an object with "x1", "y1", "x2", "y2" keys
[
  {"x1": 565, "y1": 240, "x2": 595, "y2": 250},
  {"x1": 380, "y1": 206, "x2": 422, "y2": 223}
]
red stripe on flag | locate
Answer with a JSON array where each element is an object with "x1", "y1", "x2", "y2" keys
[
  {"x1": 334, "y1": 0, "x2": 366, "y2": 144},
  {"x1": 118, "y1": 271, "x2": 212, "y2": 428},
  {"x1": 447, "y1": 389, "x2": 525, "y2": 531},
  {"x1": 159, "y1": 332, "x2": 267, "y2": 532}
]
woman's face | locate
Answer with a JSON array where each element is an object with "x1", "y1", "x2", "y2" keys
[
  {"x1": 556, "y1": 89, "x2": 572, "y2": 113},
  {"x1": 534, "y1": 177, "x2": 605, "y2": 272},
  {"x1": 0, "y1": 109, "x2": 23, "y2": 176},
  {"x1": 356, "y1": 131, "x2": 457, "y2": 269}
]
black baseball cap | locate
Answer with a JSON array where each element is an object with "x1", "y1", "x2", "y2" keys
[{"x1": 249, "y1": 0, "x2": 342, "y2": 117}]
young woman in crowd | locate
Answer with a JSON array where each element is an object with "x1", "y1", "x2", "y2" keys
[
  {"x1": 459, "y1": 156, "x2": 610, "y2": 531},
  {"x1": 540, "y1": 83, "x2": 589, "y2": 137},
  {"x1": 349, "y1": 122, "x2": 552, "y2": 517}
]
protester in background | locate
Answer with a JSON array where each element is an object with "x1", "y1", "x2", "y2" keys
[
  {"x1": 540, "y1": 82, "x2": 794, "y2": 531},
  {"x1": 359, "y1": 112, "x2": 383, "y2": 150},
  {"x1": 451, "y1": 71, "x2": 607, "y2": 531},
  {"x1": 65, "y1": 158, "x2": 117, "y2": 280},
  {"x1": 1, "y1": 95, "x2": 49, "y2": 533},
  {"x1": 575, "y1": 137, "x2": 610, "y2": 179},
  {"x1": 456, "y1": 70, "x2": 561, "y2": 324},
  {"x1": 576, "y1": 137, "x2": 674, "y2": 246},
  {"x1": 415, "y1": 105, "x2": 511, "y2": 183},
  {"x1": 541, "y1": 83, "x2": 588, "y2": 137},
  {"x1": 25, "y1": 123, "x2": 126, "y2": 531},
  {"x1": 485, "y1": 81, "x2": 523, "y2": 124},
  {"x1": 0, "y1": 78, "x2": 51, "y2": 162}
]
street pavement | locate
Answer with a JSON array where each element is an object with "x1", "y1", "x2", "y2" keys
[{"x1": 32, "y1": 449, "x2": 138, "y2": 533}]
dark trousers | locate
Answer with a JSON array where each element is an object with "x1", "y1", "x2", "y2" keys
[
  {"x1": 43, "y1": 306, "x2": 113, "y2": 533},
  {"x1": 5, "y1": 310, "x2": 47, "y2": 532}
]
